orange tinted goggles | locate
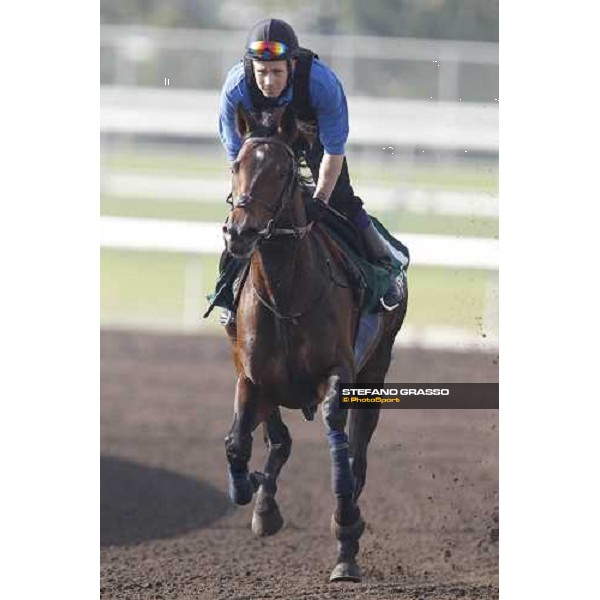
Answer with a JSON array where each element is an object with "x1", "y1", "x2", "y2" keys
[{"x1": 247, "y1": 41, "x2": 289, "y2": 60}]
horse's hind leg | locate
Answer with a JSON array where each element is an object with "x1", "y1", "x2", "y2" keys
[
  {"x1": 251, "y1": 407, "x2": 291, "y2": 536},
  {"x1": 348, "y1": 407, "x2": 380, "y2": 503},
  {"x1": 321, "y1": 371, "x2": 365, "y2": 583},
  {"x1": 350, "y1": 330, "x2": 396, "y2": 502}
]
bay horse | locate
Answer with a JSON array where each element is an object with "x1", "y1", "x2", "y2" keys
[{"x1": 221, "y1": 103, "x2": 407, "y2": 582}]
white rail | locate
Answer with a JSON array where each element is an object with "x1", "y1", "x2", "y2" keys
[
  {"x1": 101, "y1": 171, "x2": 499, "y2": 217},
  {"x1": 100, "y1": 26, "x2": 498, "y2": 102},
  {"x1": 100, "y1": 86, "x2": 499, "y2": 152},
  {"x1": 100, "y1": 216, "x2": 498, "y2": 270}
]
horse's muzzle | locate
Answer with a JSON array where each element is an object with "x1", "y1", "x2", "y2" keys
[{"x1": 223, "y1": 223, "x2": 259, "y2": 258}]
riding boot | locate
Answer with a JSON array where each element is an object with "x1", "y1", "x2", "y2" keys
[{"x1": 361, "y1": 221, "x2": 404, "y2": 311}]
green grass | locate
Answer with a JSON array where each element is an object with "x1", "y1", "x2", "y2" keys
[
  {"x1": 352, "y1": 163, "x2": 498, "y2": 193},
  {"x1": 101, "y1": 196, "x2": 229, "y2": 223},
  {"x1": 101, "y1": 249, "x2": 223, "y2": 329},
  {"x1": 103, "y1": 152, "x2": 231, "y2": 178},
  {"x1": 370, "y1": 209, "x2": 498, "y2": 239},
  {"x1": 102, "y1": 151, "x2": 498, "y2": 192},
  {"x1": 101, "y1": 248, "x2": 497, "y2": 333},
  {"x1": 101, "y1": 151, "x2": 498, "y2": 333},
  {"x1": 407, "y1": 266, "x2": 495, "y2": 330},
  {"x1": 101, "y1": 195, "x2": 498, "y2": 239}
]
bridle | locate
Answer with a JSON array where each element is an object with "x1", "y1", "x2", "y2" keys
[
  {"x1": 226, "y1": 136, "x2": 312, "y2": 240},
  {"x1": 226, "y1": 134, "x2": 326, "y2": 325}
]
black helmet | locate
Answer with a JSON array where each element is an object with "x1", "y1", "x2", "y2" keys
[{"x1": 245, "y1": 18, "x2": 299, "y2": 61}]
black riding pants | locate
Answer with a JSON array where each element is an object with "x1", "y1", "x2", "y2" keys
[{"x1": 299, "y1": 137, "x2": 366, "y2": 224}]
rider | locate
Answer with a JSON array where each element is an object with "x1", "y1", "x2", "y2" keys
[{"x1": 217, "y1": 18, "x2": 406, "y2": 320}]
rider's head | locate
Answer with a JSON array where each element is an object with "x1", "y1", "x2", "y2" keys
[{"x1": 245, "y1": 18, "x2": 299, "y2": 98}]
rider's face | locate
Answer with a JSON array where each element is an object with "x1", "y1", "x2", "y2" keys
[{"x1": 252, "y1": 60, "x2": 289, "y2": 98}]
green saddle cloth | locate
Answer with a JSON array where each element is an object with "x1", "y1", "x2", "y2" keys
[
  {"x1": 319, "y1": 213, "x2": 408, "y2": 313},
  {"x1": 204, "y1": 256, "x2": 248, "y2": 317},
  {"x1": 204, "y1": 213, "x2": 409, "y2": 317}
]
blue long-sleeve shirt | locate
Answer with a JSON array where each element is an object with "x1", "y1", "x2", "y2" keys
[{"x1": 218, "y1": 58, "x2": 349, "y2": 161}]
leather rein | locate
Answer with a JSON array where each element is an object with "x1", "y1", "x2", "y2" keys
[{"x1": 227, "y1": 136, "x2": 331, "y2": 324}]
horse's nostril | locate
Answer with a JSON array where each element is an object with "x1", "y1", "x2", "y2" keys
[
  {"x1": 224, "y1": 224, "x2": 257, "y2": 246},
  {"x1": 225, "y1": 225, "x2": 238, "y2": 239}
]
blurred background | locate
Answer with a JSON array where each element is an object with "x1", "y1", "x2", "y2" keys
[{"x1": 100, "y1": 0, "x2": 499, "y2": 352}]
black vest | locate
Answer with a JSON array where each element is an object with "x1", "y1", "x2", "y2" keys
[{"x1": 243, "y1": 48, "x2": 318, "y2": 123}]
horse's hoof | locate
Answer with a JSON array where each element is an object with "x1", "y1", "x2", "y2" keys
[
  {"x1": 329, "y1": 560, "x2": 362, "y2": 583},
  {"x1": 228, "y1": 472, "x2": 253, "y2": 505},
  {"x1": 251, "y1": 504, "x2": 283, "y2": 536},
  {"x1": 251, "y1": 490, "x2": 283, "y2": 536}
]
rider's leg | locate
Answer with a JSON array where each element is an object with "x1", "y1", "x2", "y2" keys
[
  {"x1": 217, "y1": 249, "x2": 235, "y2": 325},
  {"x1": 304, "y1": 143, "x2": 405, "y2": 311},
  {"x1": 360, "y1": 220, "x2": 406, "y2": 310},
  {"x1": 215, "y1": 249, "x2": 249, "y2": 327}
]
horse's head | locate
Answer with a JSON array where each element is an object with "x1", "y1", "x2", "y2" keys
[{"x1": 223, "y1": 104, "x2": 299, "y2": 258}]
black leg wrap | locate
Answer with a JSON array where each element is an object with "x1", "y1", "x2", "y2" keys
[
  {"x1": 335, "y1": 500, "x2": 361, "y2": 527},
  {"x1": 224, "y1": 431, "x2": 252, "y2": 472},
  {"x1": 331, "y1": 512, "x2": 365, "y2": 542},
  {"x1": 337, "y1": 539, "x2": 360, "y2": 562},
  {"x1": 262, "y1": 417, "x2": 292, "y2": 489},
  {"x1": 225, "y1": 430, "x2": 256, "y2": 504}
]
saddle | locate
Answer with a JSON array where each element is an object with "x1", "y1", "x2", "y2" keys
[{"x1": 313, "y1": 204, "x2": 406, "y2": 314}]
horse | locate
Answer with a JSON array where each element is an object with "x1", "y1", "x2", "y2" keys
[{"x1": 221, "y1": 102, "x2": 407, "y2": 582}]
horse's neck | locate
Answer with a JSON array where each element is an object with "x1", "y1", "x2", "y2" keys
[
  {"x1": 251, "y1": 200, "x2": 319, "y2": 313},
  {"x1": 272, "y1": 186, "x2": 307, "y2": 228}
]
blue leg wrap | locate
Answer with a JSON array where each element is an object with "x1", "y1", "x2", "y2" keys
[
  {"x1": 328, "y1": 430, "x2": 355, "y2": 497},
  {"x1": 228, "y1": 467, "x2": 253, "y2": 505}
]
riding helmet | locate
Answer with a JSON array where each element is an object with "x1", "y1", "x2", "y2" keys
[{"x1": 245, "y1": 18, "x2": 299, "y2": 61}]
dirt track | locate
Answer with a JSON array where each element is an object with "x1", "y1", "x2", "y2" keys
[{"x1": 101, "y1": 330, "x2": 498, "y2": 599}]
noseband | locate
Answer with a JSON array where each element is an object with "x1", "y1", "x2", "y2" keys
[{"x1": 227, "y1": 137, "x2": 312, "y2": 240}]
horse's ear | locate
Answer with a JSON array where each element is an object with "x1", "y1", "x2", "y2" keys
[
  {"x1": 277, "y1": 105, "x2": 298, "y2": 143},
  {"x1": 235, "y1": 103, "x2": 252, "y2": 138}
]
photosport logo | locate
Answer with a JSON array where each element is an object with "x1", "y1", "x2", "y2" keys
[{"x1": 337, "y1": 384, "x2": 499, "y2": 409}]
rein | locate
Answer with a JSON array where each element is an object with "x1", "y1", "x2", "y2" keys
[
  {"x1": 249, "y1": 257, "x2": 336, "y2": 325},
  {"x1": 228, "y1": 135, "x2": 332, "y2": 324}
]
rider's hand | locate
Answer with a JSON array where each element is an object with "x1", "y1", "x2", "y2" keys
[{"x1": 307, "y1": 196, "x2": 328, "y2": 222}]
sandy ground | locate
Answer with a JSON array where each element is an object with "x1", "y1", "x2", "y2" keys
[{"x1": 101, "y1": 330, "x2": 498, "y2": 599}]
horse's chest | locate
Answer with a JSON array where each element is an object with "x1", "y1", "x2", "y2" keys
[{"x1": 238, "y1": 327, "x2": 324, "y2": 384}]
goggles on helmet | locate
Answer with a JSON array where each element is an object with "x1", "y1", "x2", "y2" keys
[{"x1": 247, "y1": 40, "x2": 290, "y2": 60}]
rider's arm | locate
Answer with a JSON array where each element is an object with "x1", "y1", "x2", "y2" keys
[
  {"x1": 313, "y1": 153, "x2": 344, "y2": 203},
  {"x1": 309, "y1": 61, "x2": 350, "y2": 203},
  {"x1": 218, "y1": 64, "x2": 246, "y2": 162}
]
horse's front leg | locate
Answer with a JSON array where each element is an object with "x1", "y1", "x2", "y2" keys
[
  {"x1": 224, "y1": 375, "x2": 261, "y2": 505},
  {"x1": 320, "y1": 372, "x2": 365, "y2": 583},
  {"x1": 251, "y1": 407, "x2": 291, "y2": 536}
]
